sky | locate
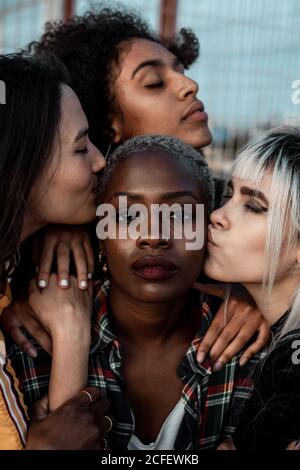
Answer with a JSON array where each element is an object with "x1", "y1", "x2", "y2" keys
[{"x1": 1, "y1": 0, "x2": 300, "y2": 134}]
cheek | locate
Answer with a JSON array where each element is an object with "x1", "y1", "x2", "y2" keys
[
  {"x1": 57, "y1": 160, "x2": 92, "y2": 193},
  {"x1": 204, "y1": 223, "x2": 267, "y2": 282},
  {"x1": 104, "y1": 239, "x2": 134, "y2": 275},
  {"x1": 120, "y1": 93, "x2": 175, "y2": 135}
]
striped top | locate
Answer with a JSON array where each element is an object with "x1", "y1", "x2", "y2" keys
[{"x1": 0, "y1": 283, "x2": 28, "y2": 450}]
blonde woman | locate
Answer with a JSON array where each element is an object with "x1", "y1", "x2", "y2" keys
[{"x1": 204, "y1": 126, "x2": 300, "y2": 450}]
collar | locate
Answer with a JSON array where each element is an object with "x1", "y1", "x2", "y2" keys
[{"x1": 90, "y1": 281, "x2": 216, "y2": 378}]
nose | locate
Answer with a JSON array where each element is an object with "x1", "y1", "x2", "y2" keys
[
  {"x1": 136, "y1": 235, "x2": 171, "y2": 250},
  {"x1": 177, "y1": 74, "x2": 198, "y2": 101},
  {"x1": 210, "y1": 206, "x2": 230, "y2": 230},
  {"x1": 90, "y1": 140, "x2": 106, "y2": 173}
]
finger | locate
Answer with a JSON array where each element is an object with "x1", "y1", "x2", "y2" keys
[
  {"x1": 21, "y1": 315, "x2": 52, "y2": 355},
  {"x1": 239, "y1": 322, "x2": 270, "y2": 366},
  {"x1": 209, "y1": 313, "x2": 248, "y2": 365},
  {"x1": 56, "y1": 242, "x2": 71, "y2": 289},
  {"x1": 9, "y1": 327, "x2": 38, "y2": 358},
  {"x1": 72, "y1": 244, "x2": 89, "y2": 290},
  {"x1": 83, "y1": 234, "x2": 95, "y2": 280},
  {"x1": 192, "y1": 282, "x2": 227, "y2": 299},
  {"x1": 213, "y1": 323, "x2": 259, "y2": 371},
  {"x1": 99, "y1": 414, "x2": 114, "y2": 434},
  {"x1": 90, "y1": 399, "x2": 111, "y2": 425},
  {"x1": 286, "y1": 440, "x2": 300, "y2": 450},
  {"x1": 30, "y1": 395, "x2": 49, "y2": 422},
  {"x1": 196, "y1": 304, "x2": 226, "y2": 363},
  {"x1": 29, "y1": 279, "x2": 40, "y2": 295},
  {"x1": 75, "y1": 387, "x2": 103, "y2": 407},
  {"x1": 38, "y1": 239, "x2": 56, "y2": 289}
]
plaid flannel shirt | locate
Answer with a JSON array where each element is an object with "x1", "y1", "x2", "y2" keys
[{"x1": 6, "y1": 281, "x2": 263, "y2": 450}]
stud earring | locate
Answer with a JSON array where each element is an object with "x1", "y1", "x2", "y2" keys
[{"x1": 102, "y1": 262, "x2": 108, "y2": 274}]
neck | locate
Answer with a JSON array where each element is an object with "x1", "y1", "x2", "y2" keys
[
  {"x1": 108, "y1": 282, "x2": 199, "y2": 351},
  {"x1": 244, "y1": 272, "x2": 300, "y2": 326}
]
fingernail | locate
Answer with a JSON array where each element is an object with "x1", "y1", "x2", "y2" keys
[
  {"x1": 239, "y1": 358, "x2": 247, "y2": 367},
  {"x1": 87, "y1": 273, "x2": 93, "y2": 280},
  {"x1": 197, "y1": 351, "x2": 205, "y2": 364},
  {"x1": 28, "y1": 347, "x2": 37, "y2": 358},
  {"x1": 213, "y1": 361, "x2": 223, "y2": 372},
  {"x1": 60, "y1": 279, "x2": 69, "y2": 288},
  {"x1": 38, "y1": 280, "x2": 48, "y2": 289},
  {"x1": 296, "y1": 441, "x2": 300, "y2": 450},
  {"x1": 80, "y1": 281, "x2": 88, "y2": 289}
]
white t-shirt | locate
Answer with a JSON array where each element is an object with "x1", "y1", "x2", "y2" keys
[{"x1": 128, "y1": 397, "x2": 185, "y2": 450}]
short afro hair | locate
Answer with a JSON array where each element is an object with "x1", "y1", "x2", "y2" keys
[
  {"x1": 27, "y1": 7, "x2": 200, "y2": 153},
  {"x1": 99, "y1": 134, "x2": 215, "y2": 212}
]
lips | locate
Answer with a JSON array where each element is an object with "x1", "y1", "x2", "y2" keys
[
  {"x1": 131, "y1": 256, "x2": 178, "y2": 281},
  {"x1": 182, "y1": 101, "x2": 207, "y2": 121}
]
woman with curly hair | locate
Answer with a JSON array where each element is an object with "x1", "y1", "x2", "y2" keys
[
  {"x1": 29, "y1": 7, "x2": 210, "y2": 154},
  {"x1": 2, "y1": 7, "x2": 269, "y2": 381}
]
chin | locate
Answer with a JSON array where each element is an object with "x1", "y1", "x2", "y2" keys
[
  {"x1": 183, "y1": 127, "x2": 213, "y2": 150},
  {"x1": 132, "y1": 284, "x2": 187, "y2": 303}
]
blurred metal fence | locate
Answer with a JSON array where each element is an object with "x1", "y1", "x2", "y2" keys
[{"x1": 1, "y1": 0, "x2": 299, "y2": 177}]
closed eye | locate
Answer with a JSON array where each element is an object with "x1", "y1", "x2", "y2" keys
[{"x1": 145, "y1": 81, "x2": 164, "y2": 88}]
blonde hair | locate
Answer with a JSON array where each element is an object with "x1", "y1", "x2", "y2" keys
[{"x1": 233, "y1": 126, "x2": 300, "y2": 345}]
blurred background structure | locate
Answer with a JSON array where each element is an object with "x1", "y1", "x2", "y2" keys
[{"x1": 1, "y1": 0, "x2": 299, "y2": 176}]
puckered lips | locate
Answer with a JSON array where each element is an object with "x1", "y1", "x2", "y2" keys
[{"x1": 131, "y1": 255, "x2": 178, "y2": 281}]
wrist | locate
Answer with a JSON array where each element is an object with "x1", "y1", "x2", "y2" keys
[
  {"x1": 51, "y1": 307, "x2": 91, "y2": 337},
  {"x1": 52, "y1": 320, "x2": 91, "y2": 346}
]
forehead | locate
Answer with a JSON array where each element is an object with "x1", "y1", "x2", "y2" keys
[
  {"x1": 60, "y1": 85, "x2": 88, "y2": 137},
  {"x1": 232, "y1": 173, "x2": 273, "y2": 197},
  {"x1": 104, "y1": 151, "x2": 205, "y2": 201},
  {"x1": 118, "y1": 38, "x2": 176, "y2": 72}
]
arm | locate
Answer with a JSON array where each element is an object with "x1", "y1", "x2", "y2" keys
[
  {"x1": 193, "y1": 282, "x2": 270, "y2": 368},
  {"x1": 28, "y1": 274, "x2": 93, "y2": 411}
]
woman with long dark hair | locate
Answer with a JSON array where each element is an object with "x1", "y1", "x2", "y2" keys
[{"x1": 0, "y1": 54, "x2": 109, "y2": 449}]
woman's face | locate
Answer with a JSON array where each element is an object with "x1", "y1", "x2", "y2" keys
[
  {"x1": 204, "y1": 174, "x2": 298, "y2": 284},
  {"x1": 110, "y1": 38, "x2": 212, "y2": 149},
  {"x1": 100, "y1": 151, "x2": 207, "y2": 303},
  {"x1": 27, "y1": 85, "x2": 106, "y2": 228}
]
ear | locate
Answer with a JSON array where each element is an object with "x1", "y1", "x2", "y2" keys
[{"x1": 111, "y1": 114, "x2": 123, "y2": 144}]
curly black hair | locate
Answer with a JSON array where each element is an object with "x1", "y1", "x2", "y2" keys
[{"x1": 27, "y1": 7, "x2": 200, "y2": 153}]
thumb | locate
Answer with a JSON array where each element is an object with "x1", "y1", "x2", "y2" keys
[{"x1": 192, "y1": 282, "x2": 228, "y2": 299}]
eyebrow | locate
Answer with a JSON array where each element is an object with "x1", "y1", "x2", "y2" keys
[
  {"x1": 228, "y1": 180, "x2": 269, "y2": 205},
  {"x1": 74, "y1": 128, "x2": 89, "y2": 144},
  {"x1": 109, "y1": 191, "x2": 199, "y2": 202},
  {"x1": 131, "y1": 57, "x2": 183, "y2": 79}
]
